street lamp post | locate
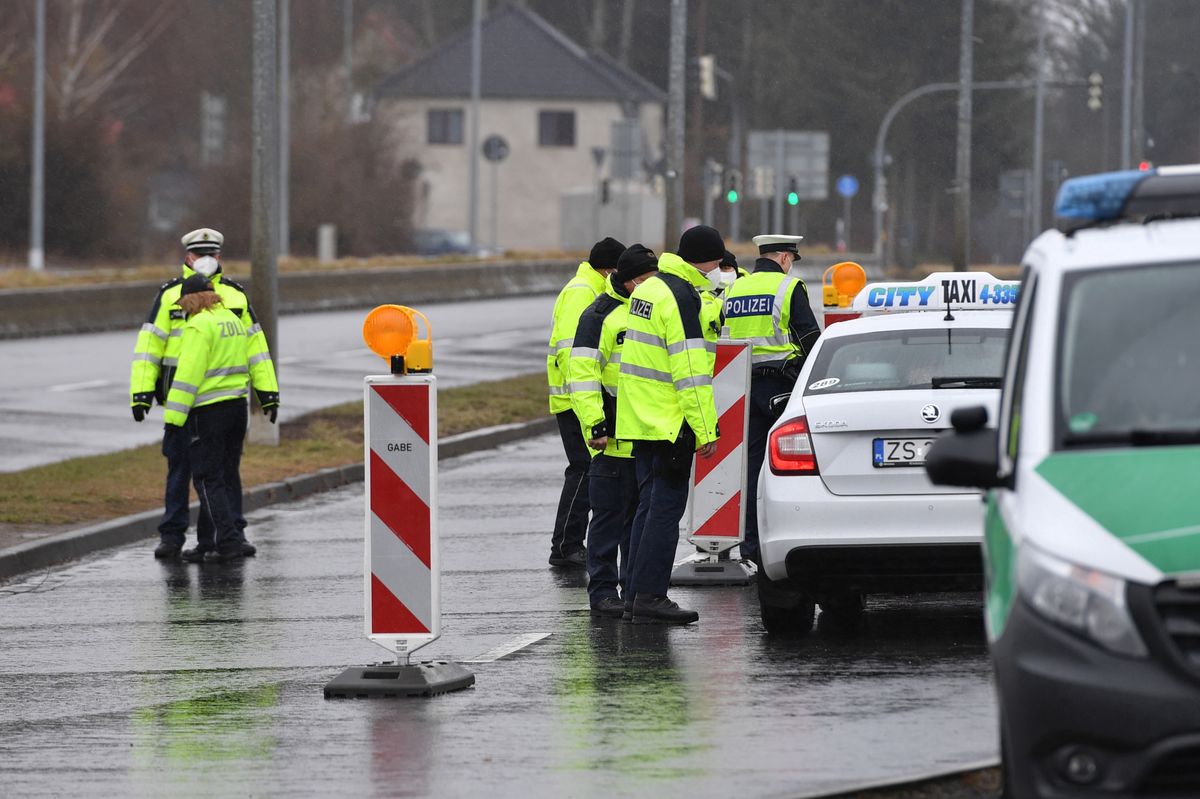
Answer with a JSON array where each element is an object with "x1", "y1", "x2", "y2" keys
[{"x1": 29, "y1": 0, "x2": 45, "y2": 272}]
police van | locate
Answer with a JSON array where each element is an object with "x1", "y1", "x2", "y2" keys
[
  {"x1": 928, "y1": 165, "x2": 1200, "y2": 798},
  {"x1": 756, "y1": 270, "x2": 1018, "y2": 635}
]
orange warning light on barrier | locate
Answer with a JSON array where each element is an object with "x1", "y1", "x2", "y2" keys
[
  {"x1": 363, "y1": 305, "x2": 433, "y2": 373},
  {"x1": 822, "y1": 261, "x2": 867, "y2": 308}
]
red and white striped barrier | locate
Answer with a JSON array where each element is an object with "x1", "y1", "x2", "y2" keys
[
  {"x1": 689, "y1": 340, "x2": 751, "y2": 554},
  {"x1": 364, "y1": 374, "x2": 440, "y2": 657}
]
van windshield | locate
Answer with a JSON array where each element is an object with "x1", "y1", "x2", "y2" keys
[
  {"x1": 1059, "y1": 262, "x2": 1200, "y2": 448},
  {"x1": 803, "y1": 328, "x2": 1008, "y2": 396}
]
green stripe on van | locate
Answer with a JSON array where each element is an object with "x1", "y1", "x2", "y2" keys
[
  {"x1": 1035, "y1": 448, "x2": 1200, "y2": 576},
  {"x1": 984, "y1": 493, "x2": 1015, "y2": 641}
]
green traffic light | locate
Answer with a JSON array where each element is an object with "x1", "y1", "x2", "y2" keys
[
  {"x1": 726, "y1": 189, "x2": 739, "y2": 204},
  {"x1": 787, "y1": 192, "x2": 799, "y2": 206}
]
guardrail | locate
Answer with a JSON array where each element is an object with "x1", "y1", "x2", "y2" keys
[{"x1": 0, "y1": 254, "x2": 877, "y2": 340}]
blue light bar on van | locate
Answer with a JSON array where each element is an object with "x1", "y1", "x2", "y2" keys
[{"x1": 1054, "y1": 169, "x2": 1152, "y2": 221}]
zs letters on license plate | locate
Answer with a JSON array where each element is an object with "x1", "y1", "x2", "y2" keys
[{"x1": 872, "y1": 438, "x2": 935, "y2": 467}]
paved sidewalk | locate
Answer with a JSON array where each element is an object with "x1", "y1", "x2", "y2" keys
[{"x1": 0, "y1": 416, "x2": 555, "y2": 583}]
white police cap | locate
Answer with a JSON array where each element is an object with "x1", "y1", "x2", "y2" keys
[
  {"x1": 752, "y1": 234, "x2": 804, "y2": 257},
  {"x1": 181, "y1": 227, "x2": 224, "y2": 251}
]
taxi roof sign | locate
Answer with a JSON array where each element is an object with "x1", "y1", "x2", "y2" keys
[{"x1": 851, "y1": 272, "x2": 1019, "y2": 313}]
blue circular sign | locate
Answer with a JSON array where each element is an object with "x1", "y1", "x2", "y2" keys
[{"x1": 836, "y1": 174, "x2": 859, "y2": 198}]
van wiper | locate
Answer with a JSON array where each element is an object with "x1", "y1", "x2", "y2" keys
[
  {"x1": 1063, "y1": 428, "x2": 1200, "y2": 447},
  {"x1": 931, "y1": 376, "x2": 1002, "y2": 389}
]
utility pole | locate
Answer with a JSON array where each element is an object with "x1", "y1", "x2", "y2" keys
[
  {"x1": 278, "y1": 0, "x2": 290, "y2": 258},
  {"x1": 29, "y1": 0, "x2": 45, "y2": 271},
  {"x1": 468, "y1": 0, "x2": 483, "y2": 251},
  {"x1": 1133, "y1": 0, "x2": 1146, "y2": 164},
  {"x1": 664, "y1": 0, "x2": 687, "y2": 248},
  {"x1": 954, "y1": 0, "x2": 973, "y2": 271},
  {"x1": 1121, "y1": 0, "x2": 1134, "y2": 168},
  {"x1": 1031, "y1": 0, "x2": 1046, "y2": 240},
  {"x1": 251, "y1": 0, "x2": 280, "y2": 446},
  {"x1": 343, "y1": 0, "x2": 354, "y2": 118}
]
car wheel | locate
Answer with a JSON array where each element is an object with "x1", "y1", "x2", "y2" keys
[
  {"x1": 819, "y1": 590, "x2": 865, "y2": 631},
  {"x1": 757, "y1": 571, "x2": 815, "y2": 636}
]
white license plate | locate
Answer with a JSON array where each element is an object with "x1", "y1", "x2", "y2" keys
[{"x1": 872, "y1": 438, "x2": 935, "y2": 468}]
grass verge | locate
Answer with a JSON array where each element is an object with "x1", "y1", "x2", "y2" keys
[{"x1": 0, "y1": 372, "x2": 546, "y2": 528}]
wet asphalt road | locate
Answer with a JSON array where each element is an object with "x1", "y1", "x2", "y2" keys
[{"x1": 0, "y1": 433, "x2": 997, "y2": 798}]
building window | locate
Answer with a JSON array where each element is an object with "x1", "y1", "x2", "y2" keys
[
  {"x1": 427, "y1": 109, "x2": 463, "y2": 145},
  {"x1": 538, "y1": 110, "x2": 576, "y2": 147}
]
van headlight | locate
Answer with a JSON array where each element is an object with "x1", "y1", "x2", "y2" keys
[{"x1": 1017, "y1": 545, "x2": 1148, "y2": 658}]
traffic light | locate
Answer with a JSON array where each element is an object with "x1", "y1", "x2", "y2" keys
[
  {"x1": 786, "y1": 177, "x2": 799, "y2": 206},
  {"x1": 698, "y1": 54, "x2": 717, "y2": 101},
  {"x1": 1087, "y1": 72, "x2": 1103, "y2": 112},
  {"x1": 725, "y1": 169, "x2": 741, "y2": 204},
  {"x1": 600, "y1": 178, "x2": 611, "y2": 205}
]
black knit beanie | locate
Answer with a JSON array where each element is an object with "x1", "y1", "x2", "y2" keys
[
  {"x1": 615, "y1": 244, "x2": 658, "y2": 284},
  {"x1": 677, "y1": 225, "x2": 725, "y2": 264},
  {"x1": 720, "y1": 250, "x2": 738, "y2": 269},
  {"x1": 589, "y1": 236, "x2": 626, "y2": 270}
]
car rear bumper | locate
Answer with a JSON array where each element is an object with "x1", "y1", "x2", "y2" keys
[{"x1": 758, "y1": 473, "x2": 985, "y2": 584}]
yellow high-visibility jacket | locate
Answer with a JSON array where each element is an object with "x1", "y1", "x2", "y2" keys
[
  {"x1": 163, "y1": 305, "x2": 252, "y2": 426},
  {"x1": 130, "y1": 266, "x2": 278, "y2": 406},
  {"x1": 546, "y1": 262, "x2": 607, "y2": 414},
  {"x1": 615, "y1": 253, "x2": 719, "y2": 446},
  {"x1": 567, "y1": 275, "x2": 635, "y2": 459}
]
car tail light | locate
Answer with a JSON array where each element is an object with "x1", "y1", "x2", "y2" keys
[{"x1": 770, "y1": 416, "x2": 819, "y2": 475}]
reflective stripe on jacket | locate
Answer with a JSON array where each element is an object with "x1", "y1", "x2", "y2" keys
[
  {"x1": 615, "y1": 253, "x2": 719, "y2": 446},
  {"x1": 567, "y1": 275, "x2": 634, "y2": 459},
  {"x1": 163, "y1": 306, "x2": 252, "y2": 426},
  {"x1": 130, "y1": 266, "x2": 279, "y2": 404},
  {"x1": 546, "y1": 262, "x2": 607, "y2": 413},
  {"x1": 722, "y1": 260, "x2": 820, "y2": 367}
]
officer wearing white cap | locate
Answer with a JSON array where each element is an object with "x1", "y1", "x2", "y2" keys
[
  {"x1": 129, "y1": 227, "x2": 280, "y2": 561},
  {"x1": 721, "y1": 234, "x2": 820, "y2": 565}
]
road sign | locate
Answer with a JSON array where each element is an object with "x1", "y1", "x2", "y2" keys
[
  {"x1": 747, "y1": 130, "x2": 829, "y2": 200},
  {"x1": 836, "y1": 174, "x2": 859, "y2": 198},
  {"x1": 482, "y1": 134, "x2": 509, "y2": 162}
]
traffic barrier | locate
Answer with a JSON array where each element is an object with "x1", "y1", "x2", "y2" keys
[
  {"x1": 671, "y1": 339, "x2": 754, "y2": 586},
  {"x1": 325, "y1": 306, "x2": 474, "y2": 699}
]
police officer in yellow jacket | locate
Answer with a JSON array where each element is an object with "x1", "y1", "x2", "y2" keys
[
  {"x1": 130, "y1": 228, "x2": 279, "y2": 560},
  {"x1": 616, "y1": 225, "x2": 725, "y2": 624},
  {"x1": 545, "y1": 236, "x2": 624, "y2": 568},
  {"x1": 567, "y1": 244, "x2": 658, "y2": 618},
  {"x1": 163, "y1": 274, "x2": 264, "y2": 563},
  {"x1": 722, "y1": 234, "x2": 820, "y2": 564}
]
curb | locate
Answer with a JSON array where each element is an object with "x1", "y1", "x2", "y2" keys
[
  {"x1": 0, "y1": 416, "x2": 558, "y2": 583},
  {"x1": 792, "y1": 760, "x2": 1000, "y2": 798}
]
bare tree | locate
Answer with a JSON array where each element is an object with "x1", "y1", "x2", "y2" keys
[{"x1": 49, "y1": 0, "x2": 174, "y2": 120}]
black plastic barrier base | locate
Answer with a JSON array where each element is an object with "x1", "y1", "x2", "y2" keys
[
  {"x1": 324, "y1": 660, "x2": 475, "y2": 699},
  {"x1": 671, "y1": 557, "x2": 755, "y2": 586}
]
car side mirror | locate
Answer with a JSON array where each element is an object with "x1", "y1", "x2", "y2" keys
[{"x1": 926, "y1": 406, "x2": 1009, "y2": 489}]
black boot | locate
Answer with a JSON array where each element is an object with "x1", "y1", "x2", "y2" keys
[
  {"x1": 589, "y1": 595, "x2": 625, "y2": 618},
  {"x1": 631, "y1": 594, "x2": 699, "y2": 625},
  {"x1": 154, "y1": 536, "x2": 183, "y2": 559}
]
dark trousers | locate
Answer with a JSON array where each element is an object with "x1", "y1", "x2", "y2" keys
[
  {"x1": 627, "y1": 440, "x2": 691, "y2": 598},
  {"x1": 585, "y1": 453, "x2": 638, "y2": 603},
  {"x1": 161, "y1": 424, "x2": 214, "y2": 544},
  {"x1": 185, "y1": 399, "x2": 248, "y2": 553},
  {"x1": 744, "y1": 372, "x2": 796, "y2": 562},
  {"x1": 551, "y1": 409, "x2": 591, "y2": 558}
]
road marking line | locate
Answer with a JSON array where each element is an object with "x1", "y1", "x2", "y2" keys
[
  {"x1": 49, "y1": 379, "x2": 110, "y2": 393},
  {"x1": 461, "y1": 632, "x2": 551, "y2": 663}
]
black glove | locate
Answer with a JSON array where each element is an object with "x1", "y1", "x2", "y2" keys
[
  {"x1": 131, "y1": 393, "x2": 153, "y2": 422},
  {"x1": 257, "y1": 391, "x2": 280, "y2": 424}
]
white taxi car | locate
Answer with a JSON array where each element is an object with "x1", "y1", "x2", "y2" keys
[
  {"x1": 928, "y1": 165, "x2": 1200, "y2": 798},
  {"x1": 756, "y1": 272, "x2": 1018, "y2": 634}
]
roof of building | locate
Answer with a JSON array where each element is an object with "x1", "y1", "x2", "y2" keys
[{"x1": 374, "y1": 3, "x2": 665, "y2": 104}]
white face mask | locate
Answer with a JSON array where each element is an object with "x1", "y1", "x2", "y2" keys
[
  {"x1": 192, "y1": 255, "x2": 219, "y2": 277},
  {"x1": 709, "y1": 270, "x2": 736, "y2": 290}
]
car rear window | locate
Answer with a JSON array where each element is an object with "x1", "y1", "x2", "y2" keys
[{"x1": 803, "y1": 327, "x2": 1009, "y2": 396}]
